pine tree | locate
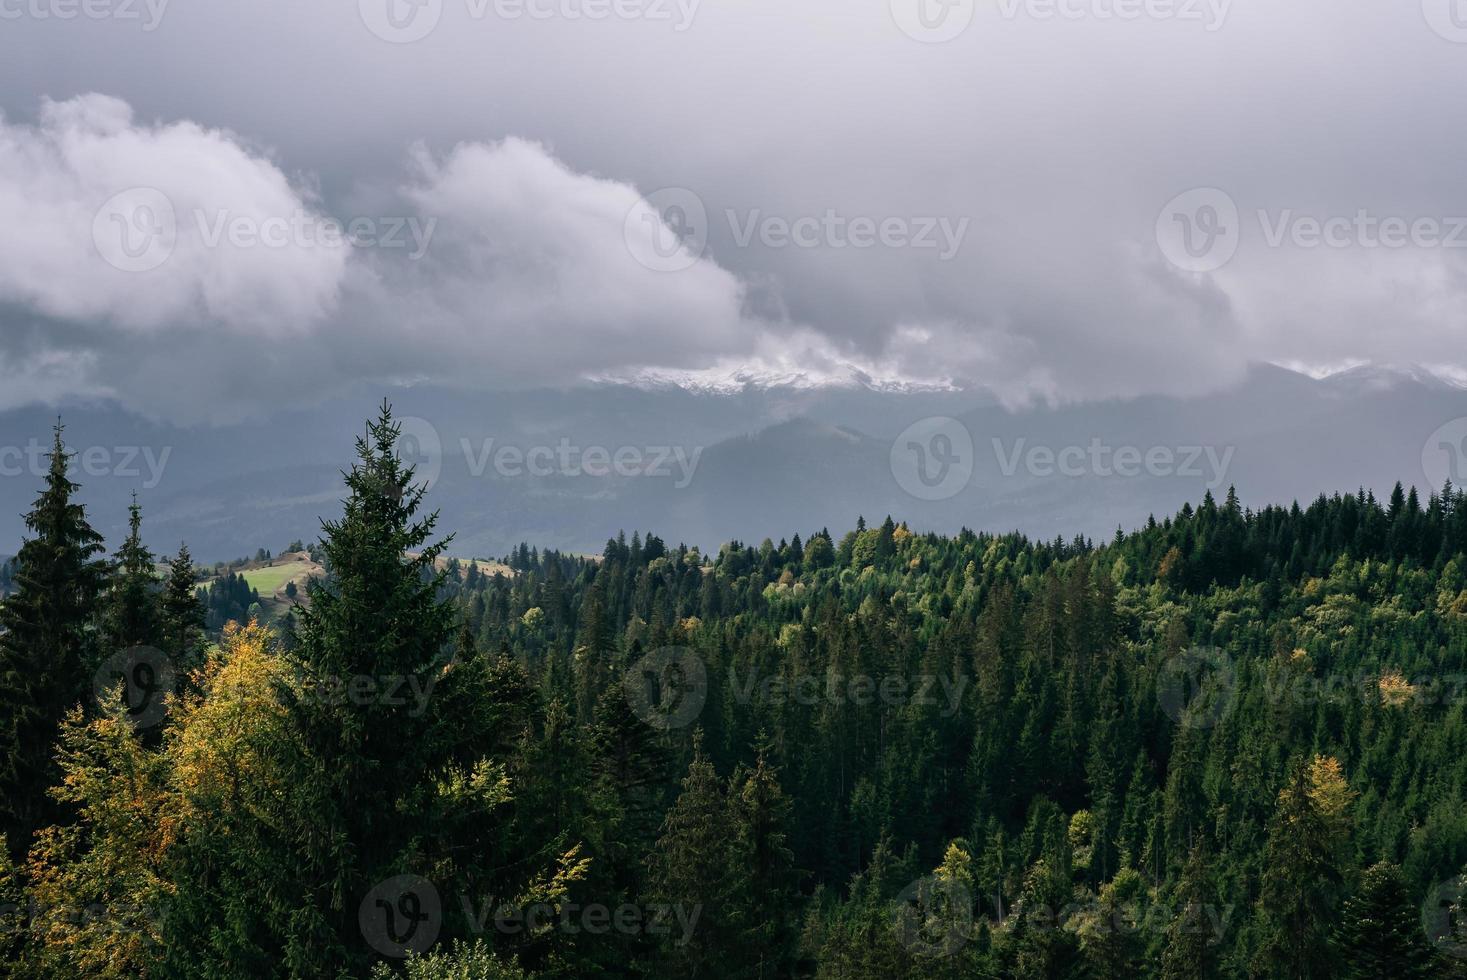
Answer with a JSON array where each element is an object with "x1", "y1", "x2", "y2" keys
[
  {"x1": 1335, "y1": 862, "x2": 1437, "y2": 979},
  {"x1": 0, "y1": 423, "x2": 107, "y2": 856}
]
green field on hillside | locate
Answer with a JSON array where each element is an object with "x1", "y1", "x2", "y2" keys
[{"x1": 239, "y1": 560, "x2": 315, "y2": 597}]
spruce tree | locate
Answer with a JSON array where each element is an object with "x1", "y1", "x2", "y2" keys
[
  {"x1": 645, "y1": 731, "x2": 738, "y2": 978},
  {"x1": 729, "y1": 749, "x2": 799, "y2": 980},
  {"x1": 1335, "y1": 862, "x2": 1437, "y2": 979},
  {"x1": 1161, "y1": 845, "x2": 1219, "y2": 980},
  {"x1": 0, "y1": 423, "x2": 107, "y2": 855},
  {"x1": 104, "y1": 495, "x2": 161, "y2": 651},
  {"x1": 159, "y1": 543, "x2": 205, "y2": 679},
  {"x1": 1251, "y1": 762, "x2": 1342, "y2": 979},
  {"x1": 588, "y1": 681, "x2": 668, "y2": 888},
  {"x1": 274, "y1": 404, "x2": 457, "y2": 974}
]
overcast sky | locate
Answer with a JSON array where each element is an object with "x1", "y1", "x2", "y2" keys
[{"x1": 0, "y1": 0, "x2": 1464, "y2": 422}]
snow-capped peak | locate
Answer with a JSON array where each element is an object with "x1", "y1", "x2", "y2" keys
[
  {"x1": 587, "y1": 363, "x2": 961, "y2": 395},
  {"x1": 1318, "y1": 362, "x2": 1466, "y2": 392}
]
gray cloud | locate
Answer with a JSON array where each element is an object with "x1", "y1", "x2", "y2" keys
[{"x1": 0, "y1": 1, "x2": 1464, "y2": 420}]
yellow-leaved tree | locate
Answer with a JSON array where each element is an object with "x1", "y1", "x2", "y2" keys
[
  {"x1": 20, "y1": 618, "x2": 287, "y2": 979},
  {"x1": 23, "y1": 700, "x2": 175, "y2": 978}
]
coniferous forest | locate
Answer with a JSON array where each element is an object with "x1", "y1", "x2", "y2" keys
[{"x1": 2, "y1": 405, "x2": 1467, "y2": 979}]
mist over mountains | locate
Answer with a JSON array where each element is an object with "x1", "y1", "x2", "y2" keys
[{"x1": 1, "y1": 362, "x2": 1464, "y2": 563}]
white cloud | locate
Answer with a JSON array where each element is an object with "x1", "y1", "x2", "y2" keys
[
  {"x1": 354, "y1": 135, "x2": 757, "y2": 384},
  {"x1": 0, "y1": 94, "x2": 347, "y2": 335},
  {"x1": 0, "y1": 97, "x2": 774, "y2": 421}
]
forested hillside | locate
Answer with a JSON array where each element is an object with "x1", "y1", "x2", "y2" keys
[{"x1": 2, "y1": 407, "x2": 1466, "y2": 978}]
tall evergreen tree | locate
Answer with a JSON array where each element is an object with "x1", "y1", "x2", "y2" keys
[
  {"x1": 1335, "y1": 862, "x2": 1438, "y2": 980},
  {"x1": 1161, "y1": 845, "x2": 1219, "y2": 980},
  {"x1": 0, "y1": 423, "x2": 107, "y2": 856},
  {"x1": 729, "y1": 749, "x2": 799, "y2": 979},
  {"x1": 271, "y1": 402, "x2": 465, "y2": 973},
  {"x1": 645, "y1": 731, "x2": 739, "y2": 978},
  {"x1": 159, "y1": 543, "x2": 205, "y2": 679},
  {"x1": 104, "y1": 494, "x2": 161, "y2": 651},
  {"x1": 1251, "y1": 762, "x2": 1343, "y2": 979}
]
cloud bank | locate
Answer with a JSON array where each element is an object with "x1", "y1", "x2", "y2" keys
[
  {"x1": 0, "y1": 95, "x2": 779, "y2": 420},
  {"x1": 0, "y1": 0, "x2": 1464, "y2": 425}
]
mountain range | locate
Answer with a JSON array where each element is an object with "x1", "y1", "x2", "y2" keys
[{"x1": 1, "y1": 362, "x2": 1464, "y2": 562}]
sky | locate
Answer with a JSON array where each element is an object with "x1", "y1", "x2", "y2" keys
[{"x1": 0, "y1": 0, "x2": 1464, "y2": 423}]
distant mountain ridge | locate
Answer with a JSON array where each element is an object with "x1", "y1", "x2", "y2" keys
[{"x1": 0, "y1": 361, "x2": 1463, "y2": 561}]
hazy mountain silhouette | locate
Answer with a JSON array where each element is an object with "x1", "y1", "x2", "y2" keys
[{"x1": 1, "y1": 364, "x2": 1463, "y2": 561}]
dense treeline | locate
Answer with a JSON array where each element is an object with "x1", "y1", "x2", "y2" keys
[
  {"x1": 2, "y1": 408, "x2": 1466, "y2": 977},
  {"x1": 199, "y1": 571, "x2": 263, "y2": 632}
]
